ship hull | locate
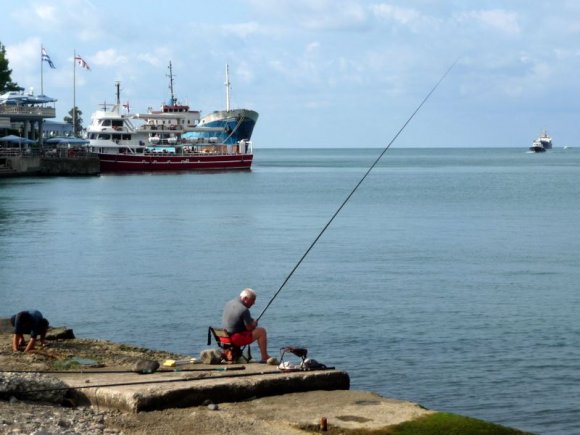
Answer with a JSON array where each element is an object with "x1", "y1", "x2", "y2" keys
[
  {"x1": 97, "y1": 152, "x2": 253, "y2": 172},
  {"x1": 186, "y1": 109, "x2": 259, "y2": 144}
]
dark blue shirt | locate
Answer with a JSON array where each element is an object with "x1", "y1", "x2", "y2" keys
[{"x1": 13, "y1": 310, "x2": 45, "y2": 338}]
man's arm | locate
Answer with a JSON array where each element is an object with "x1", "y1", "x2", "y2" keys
[
  {"x1": 24, "y1": 337, "x2": 37, "y2": 352},
  {"x1": 12, "y1": 334, "x2": 23, "y2": 352},
  {"x1": 245, "y1": 318, "x2": 258, "y2": 331}
]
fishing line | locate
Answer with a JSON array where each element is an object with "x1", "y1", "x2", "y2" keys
[{"x1": 258, "y1": 58, "x2": 459, "y2": 321}]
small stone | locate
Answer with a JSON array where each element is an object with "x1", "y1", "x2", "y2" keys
[
  {"x1": 200, "y1": 349, "x2": 222, "y2": 365},
  {"x1": 207, "y1": 403, "x2": 219, "y2": 411},
  {"x1": 57, "y1": 419, "x2": 70, "y2": 428},
  {"x1": 9, "y1": 396, "x2": 18, "y2": 403}
]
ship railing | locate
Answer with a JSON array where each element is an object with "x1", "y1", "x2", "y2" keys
[
  {"x1": 0, "y1": 105, "x2": 56, "y2": 118},
  {"x1": 0, "y1": 147, "x2": 33, "y2": 156},
  {"x1": 42, "y1": 148, "x2": 92, "y2": 159},
  {"x1": 141, "y1": 124, "x2": 185, "y2": 132}
]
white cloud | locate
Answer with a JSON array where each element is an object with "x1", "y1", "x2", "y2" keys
[
  {"x1": 32, "y1": 4, "x2": 59, "y2": 23},
  {"x1": 221, "y1": 22, "x2": 260, "y2": 38},
  {"x1": 234, "y1": 62, "x2": 255, "y2": 83},
  {"x1": 305, "y1": 42, "x2": 321, "y2": 58},
  {"x1": 371, "y1": 4, "x2": 421, "y2": 25},
  {"x1": 137, "y1": 47, "x2": 174, "y2": 68},
  {"x1": 301, "y1": 2, "x2": 369, "y2": 31},
  {"x1": 92, "y1": 49, "x2": 128, "y2": 67},
  {"x1": 455, "y1": 9, "x2": 521, "y2": 36},
  {"x1": 5, "y1": 38, "x2": 45, "y2": 93},
  {"x1": 245, "y1": 0, "x2": 369, "y2": 31}
]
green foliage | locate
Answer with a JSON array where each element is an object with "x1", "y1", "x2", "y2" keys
[
  {"x1": 0, "y1": 42, "x2": 22, "y2": 93},
  {"x1": 298, "y1": 412, "x2": 531, "y2": 435},
  {"x1": 64, "y1": 107, "x2": 84, "y2": 135},
  {"x1": 51, "y1": 360, "x2": 81, "y2": 371},
  {"x1": 387, "y1": 413, "x2": 532, "y2": 435}
]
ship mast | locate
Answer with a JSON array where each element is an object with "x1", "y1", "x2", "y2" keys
[
  {"x1": 115, "y1": 81, "x2": 121, "y2": 113},
  {"x1": 167, "y1": 61, "x2": 177, "y2": 106},
  {"x1": 225, "y1": 64, "x2": 231, "y2": 112}
]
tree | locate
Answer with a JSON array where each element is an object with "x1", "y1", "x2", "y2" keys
[
  {"x1": 0, "y1": 42, "x2": 22, "y2": 93},
  {"x1": 64, "y1": 107, "x2": 84, "y2": 136}
]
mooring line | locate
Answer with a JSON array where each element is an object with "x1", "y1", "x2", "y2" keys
[{"x1": 258, "y1": 58, "x2": 460, "y2": 321}]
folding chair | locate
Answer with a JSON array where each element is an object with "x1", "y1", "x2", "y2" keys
[{"x1": 207, "y1": 327, "x2": 251, "y2": 363}]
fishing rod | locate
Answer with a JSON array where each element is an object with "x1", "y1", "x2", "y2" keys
[
  {"x1": 14, "y1": 367, "x2": 334, "y2": 394},
  {"x1": 1, "y1": 366, "x2": 246, "y2": 375},
  {"x1": 258, "y1": 58, "x2": 460, "y2": 321}
]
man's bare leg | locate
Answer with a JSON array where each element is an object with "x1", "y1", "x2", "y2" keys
[{"x1": 252, "y1": 327, "x2": 271, "y2": 361}]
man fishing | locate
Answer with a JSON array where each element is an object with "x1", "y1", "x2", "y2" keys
[
  {"x1": 223, "y1": 288, "x2": 277, "y2": 364},
  {"x1": 10, "y1": 310, "x2": 49, "y2": 352}
]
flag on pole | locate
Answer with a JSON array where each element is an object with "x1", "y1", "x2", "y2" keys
[
  {"x1": 41, "y1": 47, "x2": 56, "y2": 69},
  {"x1": 75, "y1": 55, "x2": 91, "y2": 70},
  {"x1": 123, "y1": 102, "x2": 130, "y2": 112}
]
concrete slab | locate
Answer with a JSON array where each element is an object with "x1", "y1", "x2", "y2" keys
[
  {"x1": 52, "y1": 363, "x2": 350, "y2": 413},
  {"x1": 217, "y1": 390, "x2": 435, "y2": 433}
]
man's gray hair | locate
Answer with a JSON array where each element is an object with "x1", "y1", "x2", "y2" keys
[{"x1": 240, "y1": 288, "x2": 256, "y2": 300}]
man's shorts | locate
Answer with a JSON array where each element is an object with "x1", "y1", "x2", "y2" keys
[{"x1": 230, "y1": 330, "x2": 253, "y2": 347}]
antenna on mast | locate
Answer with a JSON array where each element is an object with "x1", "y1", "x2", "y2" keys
[
  {"x1": 225, "y1": 64, "x2": 231, "y2": 112},
  {"x1": 167, "y1": 61, "x2": 176, "y2": 106}
]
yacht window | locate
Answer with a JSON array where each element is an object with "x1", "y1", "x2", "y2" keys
[{"x1": 98, "y1": 134, "x2": 111, "y2": 140}]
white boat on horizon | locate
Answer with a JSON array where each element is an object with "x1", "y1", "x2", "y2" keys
[{"x1": 529, "y1": 130, "x2": 552, "y2": 153}]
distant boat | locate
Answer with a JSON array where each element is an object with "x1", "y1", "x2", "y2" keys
[
  {"x1": 183, "y1": 65, "x2": 258, "y2": 145},
  {"x1": 529, "y1": 138, "x2": 546, "y2": 153},
  {"x1": 529, "y1": 130, "x2": 552, "y2": 153},
  {"x1": 537, "y1": 130, "x2": 552, "y2": 149}
]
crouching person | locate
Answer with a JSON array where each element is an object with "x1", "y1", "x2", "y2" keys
[{"x1": 11, "y1": 310, "x2": 49, "y2": 352}]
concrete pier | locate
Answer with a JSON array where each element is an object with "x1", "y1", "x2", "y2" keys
[
  {"x1": 0, "y1": 155, "x2": 100, "y2": 177},
  {"x1": 52, "y1": 364, "x2": 350, "y2": 413}
]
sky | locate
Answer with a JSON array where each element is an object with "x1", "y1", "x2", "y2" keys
[{"x1": 2, "y1": 0, "x2": 580, "y2": 148}]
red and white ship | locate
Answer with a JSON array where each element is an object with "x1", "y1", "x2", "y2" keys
[{"x1": 86, "y1": 63, "x2": 254, "y2": 173}]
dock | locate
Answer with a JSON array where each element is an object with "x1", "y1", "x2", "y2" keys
[
  {"x1": 1, "y1": 323, "x2": 525, "y2": 433},
  {"x1": 53, "y1": 363, "x2": 350, "y2": 413}
]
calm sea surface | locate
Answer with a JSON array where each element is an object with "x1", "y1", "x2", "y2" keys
[{"x1": 1, "y1": 147, "x2": 579, "y2": 434}]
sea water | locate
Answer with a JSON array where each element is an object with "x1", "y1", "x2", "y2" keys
[{"x1": 1, "y1": 147, "x2": 579, "y2": 434}]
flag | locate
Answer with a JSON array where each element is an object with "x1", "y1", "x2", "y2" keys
[
  {"x1": 75, "y1": 55, "x2": 91, "y2": 70},
  {"x1": 41, "y1": 47, "x2": 56, "y2": 69},
  {"x1": 123, "y1": 102, "x2": 130, "y2": 112}
]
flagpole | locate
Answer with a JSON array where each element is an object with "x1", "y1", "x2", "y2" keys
[
  {"x1": 40, "y1": 45, "x2": 44, "y2": 95},
  {"x1": 73, "y1": 49, "x2": 77, "y2": 137}
]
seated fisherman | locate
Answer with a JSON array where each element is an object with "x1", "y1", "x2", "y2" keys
[
  {"x1": 10, "y1": 310, "x2": 49, "y2": 353},
  {"x1": 223, "y1": 288, "x2": 277, "y2": 364}
]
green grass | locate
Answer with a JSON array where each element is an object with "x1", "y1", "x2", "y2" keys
[
  {"x1": 50, "y1": 360, "x2": 81, "y2": 371},
  {"x1": 388, "y1": 413, "x2": 533, "y2": 435},
  {"x1": 298, "y1": 412, "x2": 532, "y2": 434}
]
